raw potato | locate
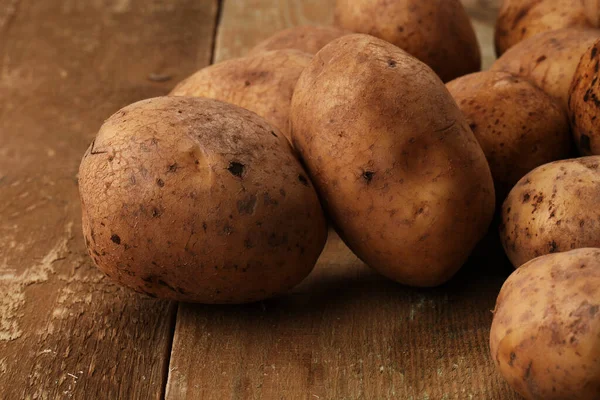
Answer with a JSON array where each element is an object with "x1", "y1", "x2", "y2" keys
[
  {"x1": 491, "y1": 28, "x2": 600, "y2": 107},
  {"x1": 79, "y1": 96, "x2": 327, "y2": 304},
  {"x1": 569, "y1": 38, "x2": 600, "y2": 155},
  {"x1": 447, "y1": 71, "x2": 572, "y2": 200},
  {"x1": 490, "y1": 248, "x2": 600, "y2": 400},
  {"x1": 495, "y1": 0, "x2": 594, "y2": 56},
  {"x1": 249, "y1": 26, "x2": 350, "y2": 56},
  {"x1": 291, "y1": 34, "x2": 495, "y2": 287},
  {"x1": 170, "y1": 49, "x2": 311, "y2": 141},
  {"x1": 500, "y1": 157, "x2": 600, "y2": 268},
  {"x1": 334, "y1": 0, "x2": 480, "y2": 82}
]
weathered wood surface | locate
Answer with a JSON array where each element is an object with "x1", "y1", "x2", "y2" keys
[
  {"x1": 0, "y1": 1, "x2": 217, "y2": 398},
  {"x1": 166, "y1": 1, "x2": 518, "y2": 399}
]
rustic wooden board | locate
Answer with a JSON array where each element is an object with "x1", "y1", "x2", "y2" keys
[
  {"x1": 166, "y1": 1, "x2": 519, "y2": 399},
  {"x1": 0, "y1": 1, "x2": 217, "y2": 398}
]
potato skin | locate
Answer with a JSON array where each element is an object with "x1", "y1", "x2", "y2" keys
[
  {"x1": 490, "y1": 248, "x2": 600, "y2": 400},
  {"x1": 170, "y1": 49, "x2": 311, "y2": 141},
  {"x1": 569, "y1": 38, "x2": 600, "y2": 155},
  {"x1": 334, "y1": 0, "x2": 480, "y2": 82},
  {"x1": 248, "y1": 26, "x2": 350, "y2": 56},
  {"x1": 78, "y1": 96, "x2": 327, "y2": 303},
  {"x1": 495, "y1": 0, "x2": 594, "y2": 56},
  {"x1": 447, "y1": 71, "x2": 573, "y2": 200},
  {"x1": 500, "y1": 157, "x2": 600, "y2": 268},
  {"x1": 491, "y1": 28, "x2": 600, "y2": 108},
  {"x1": 291, "y1": 34, "x2": 495, "y2": 287}
]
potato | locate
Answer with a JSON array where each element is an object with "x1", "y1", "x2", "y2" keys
[
  {"x1": 491, "y1": 28, "x2": 600, "y2": 108},
  {"x1": 490, "y1": 248, "x2": 600, "y2": 400},
  {"x1": 569, "y1": 38, "x2": 600, "y2": 155},
  {"x1": 333, "y1": 0, "x2": 480, "y2": 82},
  {"x1": 447, "y1": 71, "x2": 573, "y2": 200},
  {"x1": 291, "y1": 34, "x2": 495, "y2": 287},
  {"x1": 170, "y1": 49, "x2": 311, "y2": 141},
  {"x1": 500, "y1": 157, "x2": 600, "y2": 268},
  {"x1": 78, "y1": 96, "x2": 327, "y2": 303},
  {"x1": 248, "y1": 25, "x2": 350, "y2": 56},
  {"x1": 495, "y1": 0, "x2": 594, "y2": 56}
]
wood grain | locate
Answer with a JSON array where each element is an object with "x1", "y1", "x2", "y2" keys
[
  {"x1": 166, "y1": 1, "x2": 519, "y2": 399},
  {"x1": 0, "y1": 1, "x2": 217, "y2": 398}
]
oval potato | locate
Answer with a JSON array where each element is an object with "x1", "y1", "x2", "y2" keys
[
  {"x1": 248, "y1": 25, "x2": 350, "y2": 56},
  {"x1": 170, "y1": 49, "x2": 311, "y2": 141},
  {"x1": 334, "y1": 0, "x2": 481, "y2": 82},
  {"x1": 500, "y1": 157, "x2": 600, "y2": 268},
  {"x1": 491, "y1": 28, "x2": 600, "y2": 107},
  {"x1": 569, "y1": 38, "x2": 600, "y2": 155},
  {"x1": 447, "y1": 71, "x2": 572, "y2": 200},
  {"x1": 79, "y1": 96, "x2": 327, "y2": 303},
  {"x1": 495, "y1": 0, "x2": 594, "y2": 56},
  {"x1": 291, "y1": 34, "x2": 495, "y2": 287},
  {"x1": 490, "y1": 248, "x2": 600, "y2": 400}
]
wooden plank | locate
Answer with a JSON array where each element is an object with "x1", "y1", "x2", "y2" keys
[
  {"x1": 167, "y1": 1, "x2": 519, "y2": 399},
  {"x1": 0, "y1": 1, "x2": 217, "y2": 398}
]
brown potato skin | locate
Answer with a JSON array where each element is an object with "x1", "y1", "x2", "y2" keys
[
  {"x1": 291, "y1": 34, "x2": 495, "y2": 287},
  {"x1": 333, "y1": 0, "x2": 480, "y2": 82},
  {"x1": 495, "y1": 0, "x2": 594, "y2": 56},
  {"x1": 569, "y1": 38, "x2": 600, "y2": 155},
  {"x1": 170, "y1": 49, "x2": 311, "y2": 141},
  {"x1": 491, "y1": 28, "x2": 600, "y2": 108},
  {"x1": 447, "y1": 71, "x2": 573, "y2": 200},
  {"x1": 248, "y1": 26, "x2": 350, "y2": 56},
  {"x1": 490, "y1": 248, "x2": 600, "y2": 400},
  {"x1": 500, "y1": 157, "x2": 600, "y2": 268},
  {"x1": 78, "y1": 97, "x2": 327, "y2": 304}
]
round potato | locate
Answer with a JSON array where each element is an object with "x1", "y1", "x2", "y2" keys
[
  {"x1": 495, "y1": 0, "x2": 594, "y2": 56},
  {"x1": 79, "y1": 96, "x2": 327, "y2": 303},
  {"x1": 447, "y1": 71, "x2": 573, "y2": 200},
  {"x1": 248, "y1": 25, "x2": 350, "y2": 56},
  {"x1": 500, "y1": 157, "x2": 600, "y2": 268},
  {"x1": 569, "y1": 38, "x2": 600, "y2": 155},
  {"x1": 291, "y1": 34, "x2": 495, "y2": 287},
  {"x1": 333, "y1": 0, "x2": 480, "y2": 82},
  {"x1": 170, "y1": 49, "x2": 311, "y2": 141},
  {"x1": 490, "y1": 248, "x2": 600, "y2": 400},
  {"x1": 491, "y1": 28, "x2": 600, "y2": 107}
]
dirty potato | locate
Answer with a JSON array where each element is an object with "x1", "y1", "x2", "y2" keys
[
  {"x1": 291, "y1": 34, "x2": 495, "y2": 287},
  {"x1": 334, "y1": 0, "x2": 480, "y2": 82},
  {"x1": 569, "y1": 38, "x2": 600, "y2": 155},
  {"x1": 491, "y1": 28, "x2": 600, "y2": 107},
  {"x1": 500, "y1": 157, "x2": 600, "y2": 268},
  {"x1": 490, "y1": 248, "x2": 600, "y2": 400},
  {"x1": 495, "y1": 0, "x2": 595, "y2": 56},
  {"x1": 447, "y1": 71, "x2": 573, "y2": 200},
  {"x1": 79, "y1": 96, "x2": 327, "y2": 303},
  {"x1": 170, "y1": 49, "x2": 311, "y2": 141},
  {"x1": 248, "y1": 25, "x2": 350, "y2": 56}
]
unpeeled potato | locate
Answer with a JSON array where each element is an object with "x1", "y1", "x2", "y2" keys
[
  {"x1": 490, "y1": 248, "x2": 600, "y2": 400},
  {"x1": 491, "y1": 28, "x2": 600, "y2": 108},
  {"x1": 248, "y1": 26, "x2": 350, "y2": 56}
]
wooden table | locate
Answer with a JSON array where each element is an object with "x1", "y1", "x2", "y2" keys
[{"x1": 0, "y1": 1, "x2": 521, "y2": 398}]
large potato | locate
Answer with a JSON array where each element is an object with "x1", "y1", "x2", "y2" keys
[
  {"x1": 500, "y1": 157, "x2": 600, "y2": 268},
  {"x1": 248, "y1": 26, "x2": 350, "y2": 56},
  {"x1": 447, "y1": 71, "x2": 573, "y2": 200},
  {"x1": 569, "y1": 38, "x2": 600, "y2": 155},
  {"x1": 170, "y1": 49, "x2": 311, "y2": 141},
  {"x1": 333, "y1": 0, "x2": 480, "y2": 82},
  {"x1": 291, "y1": 34, "x2": 495, "y2": 287},
  {"x1": 79, "y1": 96, "x2": 327, "y2": 303},
  {"x1": 490, "y1": 248, "x2": 600, "y2": 400},
  {"x1": 491, "y1": 28, "x2": 600, "y2": 107},
  {"x1": 495, "y1": 0, "x2": 594, "y2": 56}
]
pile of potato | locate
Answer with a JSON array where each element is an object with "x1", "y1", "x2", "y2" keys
[{"x1": 78, "y1": 0, "x2": 600, "y2": 398}]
